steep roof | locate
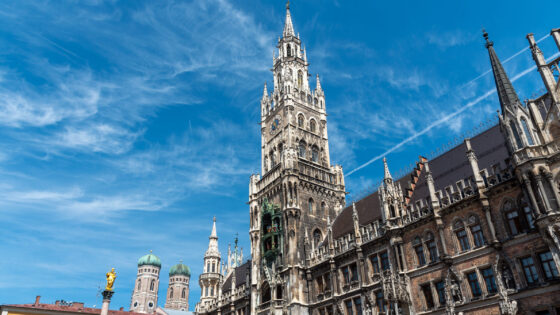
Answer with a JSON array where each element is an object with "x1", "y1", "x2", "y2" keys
[
  {"x1": 222, "y1": 260, "x2": 251, "y2": 293},
  {"x1": 332, "y1": 124, "x2": 509, "y2": 239}
]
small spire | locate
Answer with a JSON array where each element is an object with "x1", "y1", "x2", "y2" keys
[
  {"x1": 383, "y1": 157, "x2": 392, "y2": 180},
  {"x1": 482, "y1": 29, "x2": 493, "y2": 48},
  {"x1": 484, "y1": 29, "x2": 522, "y2": 113},
  {"x1": 283, "y1": 1, "x2": 295, "y2": 37},
  {"x1": 262, "y1": 82, "x2": 268, "y2": 99},
  {"x1": 303, "y1": 47, "x2": 307, "y2": 63},
  {"x1": 210, "y1": 217, "x2": 218, "y2": 239},
  {"x1": 316, "y1": 74, "x2": 322, "y2": 91}
]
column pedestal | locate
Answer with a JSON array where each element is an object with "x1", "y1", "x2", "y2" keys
[{"x1": 101, "y1": 290, "x2": 114, "y2": 315}]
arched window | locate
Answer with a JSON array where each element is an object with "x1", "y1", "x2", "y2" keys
[
  {"x1": 509, "y1": 121, "x2": 523, "y2": 149},
  {"x1": 413, "y1": 236, "x2": 426, "y2": 266},
  {"x1": 314, "y1": 98, "x2": 318, "y2": 106},
  {"x1": 320, "y1": 202, "x2": 326, "y2": 217},
  {"x1": 519, "y1": 196, "x2": 535, "y2": 229},
  {"x1": 170, "y1": 288, "x2": 174, "y2": 299},
  {"x1": 313, "y1": 229, "x2": 322, "y2": 248},
  {"x1": 311, "y1": 146, "x2": 319, "y2": 162},
  {"x1": 308, "y1": 198, "x2": 314, "y2": 213},
  {"x1": 137, "y1": 279, "x2": 141, "y2": 290},
  {"x1": 287, "y1": 44, "x2": 292, "y2": 57},
  {"x1": 389, "y1": 205, "x2": 396, "y2": 218},
  {"x1": 503, "y1": 200, "x2": 522, "y2": 236},
  {"x1": 262, "y1": 282, "x2": 271, "y2": 303},
  {"x1": 276, "y1": 285, "x2": 283, "y2": 299},
  {"x1": 210, "y1": 286, "x2": 214, "y2": 296},
  {"x1": 207, "y1": 262, "x2": 210, "y2": 272},
  {"x1": 453, "y1": 220, "x2": 470, "y2": 252},
  {"x1": 299, "y1": 141, "x2": 306, "y2": 158},
  {"x1": 150, "y1": 279, "x2": 155, "y2": 291},
  {"x1": 425, "y1": 232, "x2": 439, "y2": 262},
  {"x1": 182, "y1": 288, "x2": 186, "y2": 299},
  {"x1": 211, "y1": 262, "x2": 215, "y2": 272},
  {"x1": 298, "y1": 70, "x2": 303, "y2": 88},
  {"x1": 297, "y1": 114, "x2": 304, "y2": 128},
  {"x1": 310, "y1": 120, "x2": 316, "y2": 132},
  {"x1": 467, "y1": 215, "x2": 485, "y2": 247},
  {"x1": 521, "y1": 118, "x2": 534, "y2": 145}
]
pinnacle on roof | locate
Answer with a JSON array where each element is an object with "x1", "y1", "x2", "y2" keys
[
  {"x1": 210, "y1": 216, "x2": 217, "y2": 239},
  {"x1": 283, "y1": 1, "x2": 295, "y2": 37},
  {"x1": 262, "y1": 82, "x2": 268, "y2": 99},
  {"x1": 316, "y1": 74, "x2": 322, "y2": 91},
  {"x1": 483, "y1": 30, "x2": 522, "y2": 113},
  {"x1": 383, "y1": 157, "x2": 392, "y2": 181}
]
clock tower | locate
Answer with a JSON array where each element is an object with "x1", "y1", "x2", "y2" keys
[{"x1": 248, "y1": 2, "x2": 346, "y2": 314}]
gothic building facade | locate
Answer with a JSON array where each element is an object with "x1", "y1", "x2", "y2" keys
[{"x1": 194, "y1": 4, "x2": 560, "y2": 315}]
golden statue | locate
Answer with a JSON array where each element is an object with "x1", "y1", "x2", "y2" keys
[{"x1": 105, "y1": 268, "x2": 116, "y2": 291}]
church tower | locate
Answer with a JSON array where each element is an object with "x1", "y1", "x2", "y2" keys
[
  {"x1": 248, "y1": 2, "x2": 346, "y2": 314},
  {"x1": 165, "y1": 262, "x2": 191, "y2": 311},
  {"x1": 130, "y1": 251, "x2": 161, "y2": 314},
  {"x1": 196, "y1": 217, "x2": 222, "y2": 312}
]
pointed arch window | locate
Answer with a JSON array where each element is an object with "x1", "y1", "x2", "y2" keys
[
  {"x1": 467, "y1": 215, "x2": 485, "y2": 247},
  {"x1": 299, "y1": 141, "x2": 306, "y2": 158},
  {"x1": 313, "y1": 229, "x2": 322, "y2": 248},
  {"x1": 298, "y1": 70, "x2": 303, "y2": 88},
  {"x1": 453, "y1": 220, "x2": 470, "y2": 251},
  {"x1": 297, "y1": 115, "x2": 304, "y2": 128},
  {"x1": 521, "y1": 118, "x2": 534, "y2": 145},
  {"x1": 287, "y1": 44, "x2": 292, "y2": 57},
  {"x1": 310, "y1": 120, "x2": 316, "y2": 132},
  {"x1": 509, "y1": 121, "x2": 523, "y2": 149},
  {"x1": 308, "y1": 198, "x2": 314, "y2": 213},
  {"x1": 170, "y1": 288, "x2": 174, "y2": 299},
  {"x1": 311, "y1": 146, "x2": 319, "y2": 163},
  {"x1": 503, "y1": 200, "x2": 522, "y2": 236},
  {"x1": 425, "y1": 232, "x2": 439, "y2": 262},
  {"x1": 182, "y1": 288, "x2": 186, "y2": 299},
  {"x1": 413, "y1": 236, "x2": 426, "y2": 266},
  {"x1": 150, "y1": 279, "x2": 155, "y2": 291}
]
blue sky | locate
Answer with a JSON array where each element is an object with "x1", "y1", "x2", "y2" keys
[{"x1": 1, "y1": 0, "x2": 559, "y2": 311}]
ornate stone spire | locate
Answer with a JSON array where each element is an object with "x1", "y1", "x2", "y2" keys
[
  {"x1": 484, "y1": 30, "x2": 522, "y2": 113},
  {"x1": 283, "y1": 1, "x2": 295, "y2": 37},
  {"x1": 205, "y1": 217, "x2": 220, "y2": 258},
  {"x1": 262, "y1": 82, "x2": 268, "y2": 99},
  {"x1": 383, "y1": 157, "x2": 392, "y2": 181},
  {"x1": 316, "y1": 74, "x2": 322, "y2": 92}
]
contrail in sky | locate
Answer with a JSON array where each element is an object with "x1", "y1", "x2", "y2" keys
[{"x1": 346, "y1": 40, "x2": 559, "y2": 177}]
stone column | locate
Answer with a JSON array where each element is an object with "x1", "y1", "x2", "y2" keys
[
  {"x1": 101, "y1": 291, "x2": 114, "y2": 315},
  {"x1": 522, "y1": 173, "x2": 541, "y2": 214},
  {"x1": 545, "y1": 172, "x2": 560, "y2": 210},
  {"x1": 535, "y1": 174, "x2": 553, "y2": 213}
]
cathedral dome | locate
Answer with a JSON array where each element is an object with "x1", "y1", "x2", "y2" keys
[
  {"x1": 138, "y1": 251, "x2": 161, "y2": 268},
  {"x1": 169, "y1": 263, "x2": 191, "y2": 277}
]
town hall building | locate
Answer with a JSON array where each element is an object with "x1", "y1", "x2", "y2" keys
[{"x1": 193, "y1": 3, "x2": 560, "y2": 315}]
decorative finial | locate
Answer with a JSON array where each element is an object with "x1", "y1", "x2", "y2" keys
[
  {"x1": 286, "y1": 0, "x2": 290, "y2": 10},
  {"x1": 213, "y1": 216, "x2": 216, "y2": 222},
  {"x1": 482, "y1": 29, "x2": 493, "y2": 47},
  {"x1": 149, "y1": 249, "x2": 152, "y2": 253}
]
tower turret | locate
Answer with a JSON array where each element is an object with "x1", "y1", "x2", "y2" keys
[
  {"x1": 165, "y1": 262, "x2": 190, "y2": 311},
  {"x1": 196, "y1": 217, "x2": 222, "y2": 312},
  {"x1": 249, "y1": 3, "x2": 346, "y2": 313},
  {"x1": 130, "y1": 251, "x2": 161, "y2": 314}
]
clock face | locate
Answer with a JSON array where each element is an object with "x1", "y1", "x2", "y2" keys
[{"x1": 270, "y1": 118, "x2": 281, "y2": 133}]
